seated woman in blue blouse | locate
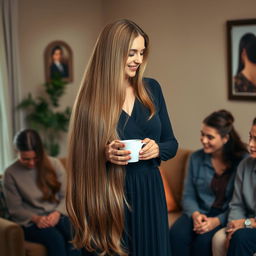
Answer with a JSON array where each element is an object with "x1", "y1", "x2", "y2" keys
[
  {"x1": 169, "y1": 110, "x2": 247, "y2": 256},
  {"x1": 3, "y1": 129, "x2": 81, "y2": 256}
]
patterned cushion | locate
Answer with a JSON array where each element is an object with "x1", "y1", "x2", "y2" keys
[{"x1": 0, "y1": 176, "x2": 10, "y2": 219}]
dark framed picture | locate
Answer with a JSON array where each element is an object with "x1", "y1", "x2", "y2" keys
[
  {"x1": 227, "y1": 19, "x2": 256, "y2": 101},
  {"x1": 44, "y1": 40, "x2": 73, "y2": 83}
]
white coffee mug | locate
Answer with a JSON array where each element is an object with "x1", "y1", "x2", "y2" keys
[{"x1": 120, "y1": 139, "x2": 146, "y2": 163}]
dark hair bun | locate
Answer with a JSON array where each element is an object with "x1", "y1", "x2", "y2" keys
[
  {"x1": 217, "y1": 109, "x2": 234, "y2": 125},
  {"x1": 203, "y1": 109, "x2": 234, "y2": 136},
  {"x1": 203, "y1": 110, "x2": 247, "y2": 163}
]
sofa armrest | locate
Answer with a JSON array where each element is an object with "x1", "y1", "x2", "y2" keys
[
  {"x1": 160, "y1": 148, "x2": 192, "y2": 210},
  {"x1": 0, "y1": 217, "x2": 25, "y2": 256}
]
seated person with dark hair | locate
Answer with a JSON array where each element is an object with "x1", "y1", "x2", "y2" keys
[
  {"x1": 212, "y1": 117, "x2": 256, "y2": 256},
  {"x1": 169, "y1": 110, "x2": 247, "y2": 256},
  {"x1": 3, "y1": 129, "x2": 81, "y2": 256}
]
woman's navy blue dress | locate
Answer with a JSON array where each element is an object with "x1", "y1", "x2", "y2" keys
[{"x1": 118, "y1": 78, "x2": 178, "y2": 256}]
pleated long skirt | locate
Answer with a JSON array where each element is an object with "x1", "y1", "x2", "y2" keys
[{"x1": 123, "y1": 161, "x2": 171, "y2": 256}]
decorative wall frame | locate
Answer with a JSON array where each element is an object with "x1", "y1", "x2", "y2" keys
[
  {"x1": 44, "y1": 40, "x2": 73, "y2": 83},
  {"x1": 227, "y1": 19, "x2": 256, "y2": 101}
]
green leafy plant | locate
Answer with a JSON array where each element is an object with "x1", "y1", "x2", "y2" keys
[{"x1": 17, "y1": 76, "x2": 71, "y2": 156}]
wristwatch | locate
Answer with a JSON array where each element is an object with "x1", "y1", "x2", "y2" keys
[{"x1": 244, "y1": 218, "x2": 252, "y2": 228}]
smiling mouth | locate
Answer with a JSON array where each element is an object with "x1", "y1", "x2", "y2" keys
[{"x1": 128, "y1": 65, "x2": 139, "y2": 69}]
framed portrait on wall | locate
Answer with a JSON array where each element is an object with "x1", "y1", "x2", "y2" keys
[
  {"x1": 227, "y1": 19, "x2": 256, "y2": 101},
  {"x1": 44, "y1": 40, "x2": 73, "y2": 83}
]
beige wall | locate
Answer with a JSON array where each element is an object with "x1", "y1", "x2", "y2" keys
[
  {"x1": 18, "y1": 0, "x2": 103, "y2": 155},
  {"x1": 18, "y1": 0, "x2": 256, "y2": 155},
  {"x1": 103, "y1": 0, "x2": 256, "y2": 150}
]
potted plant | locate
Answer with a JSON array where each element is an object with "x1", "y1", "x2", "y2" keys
[{"x1": 18, "y1": 76, "x2": 71, "y2": 156}]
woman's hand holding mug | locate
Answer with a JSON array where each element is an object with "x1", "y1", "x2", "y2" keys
[{"x1": 105, "y1": 140, "x2": 131, "y2": 165}]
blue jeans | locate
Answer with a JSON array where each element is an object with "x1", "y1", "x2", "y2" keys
[
  {"x1": 227, "y1": 228, "x2": 256, "y2": 256},
  {"x1": 169, "y1": 209, "x2": 223, "y2": 256},
  {"x1": 23, "y1": 215, "x2": 81, "y2": 256}
]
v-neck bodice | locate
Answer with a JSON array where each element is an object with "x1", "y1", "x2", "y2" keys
[
  {"x1": 122, "y1": 97, "x2": 137, "y2": 117},
  {"x1": 117, "y1": 78, "x2": 178, "y2": 163}
]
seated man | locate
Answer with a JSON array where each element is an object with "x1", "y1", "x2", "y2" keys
[{"x1": 212, "y1": 117, "x2": 256, "y2": 256}]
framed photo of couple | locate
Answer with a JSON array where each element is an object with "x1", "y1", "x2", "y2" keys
[{"x1": 227, "y1": 19, "x2": 256, "y2": 101}]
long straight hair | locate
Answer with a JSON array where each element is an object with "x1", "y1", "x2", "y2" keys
[
  {"x1": 14, "y1": 129, "x2": 60, "y2": 202},
  {"x1": 67, "y1": 19, "x2": 154, "y2": 256}
]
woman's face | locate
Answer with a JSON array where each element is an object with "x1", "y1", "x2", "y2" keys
[
  {"x1": 200, "y1": 125, "x2": 228, "y2": 155},
  {"x1": 18, "y1": 150, "x2": 38, "y2": 169},
  {"x1": 124, "y1": 35, "x2": 145, "y2": 78},
  {"x1": 249, "y1": 125, "x2": 256, "y2": 158},
  {"x1": 52, "y1": 49, "x2": 63, "y2": 62}
]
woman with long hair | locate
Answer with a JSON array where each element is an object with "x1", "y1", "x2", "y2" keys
[
  {"x1": 67, "y1": 19, "x2": 178, "y2": 256},
  {"x1": 169, "y1": 110, "x2": 248, "y2": 256},
  {"x1": 3, "y1": 129, "x2": 81, "y2": 256}
]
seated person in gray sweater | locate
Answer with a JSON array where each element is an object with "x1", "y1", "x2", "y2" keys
[
  {"x1": 3, "y1": 129, "x2": 81, "y2": 256},
  {"x1": 212, "y1": 117, "x2": 256, "y2": 256}
]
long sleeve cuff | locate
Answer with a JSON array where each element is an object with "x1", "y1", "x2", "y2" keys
[
  {"x1": 217, "y1": 211, "x2": 228, "y2": 226},
  {"x1": 158, "y1": 139, "x2": 178, "y2": 161},
  {"x1": 55, "y1": 200, "x2": 67, "y2": 215}
]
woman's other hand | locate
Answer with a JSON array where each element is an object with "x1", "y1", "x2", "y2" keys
[
  {"x1": 192, "y1": 211, "x2": 207, "y2": 233},
  {"x1": 32, "y1": 215, "x2": 51, "y2": 229},
  {"x1": 46, "y1": 211, "x2": 61, "y2": 227},
  {"x1": 139, "y1": 138, "x2": 159, "y2": 160},
  {"x1": 194, "y1": 217, "x2": 220, "y2": 234},
  {"x1": 225, "y1": 219, "x2": 245, "y2": 248}
]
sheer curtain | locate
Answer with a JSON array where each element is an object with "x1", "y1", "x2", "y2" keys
[
  {"x1": 2, "y1": 0, "x2": 23, "y2": 133},
  {"x1": 0, "y1": 5, "x2": 13, "y2": 173},
  {"x1": 0, "y1": 0, "x2": 22, "y2": 173}
]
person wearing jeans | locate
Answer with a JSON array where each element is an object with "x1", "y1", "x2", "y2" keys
[
  {"x1": 212, "y1": 117, "x2": 256, "y2": 256},
  {"x1": 3, "y1": 129, "x2": 81, "y2": 256},
  {"x1": 169, "y1": 110, "x2": 247, "y2": 256}
]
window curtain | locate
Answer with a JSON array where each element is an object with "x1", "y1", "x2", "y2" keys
[
  {"x1": 0, "y1": 0, "x2": 22, "y2": 173},
  {"x1": 0, "y1": 4, "x2": 13, "y2": 173},
  {"x1": 2, "y1": 0, "x2": 23, "y2": 134}
]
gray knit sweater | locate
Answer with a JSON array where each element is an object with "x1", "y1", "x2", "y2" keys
[
  {"x1": 3, "y1": 157, "x2": 67, "y2": 227},
  {"x1": 228, "y1": 157, "x2": 256, "y2": 221}
]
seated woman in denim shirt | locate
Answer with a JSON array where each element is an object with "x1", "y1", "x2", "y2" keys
[{"x1": 169, "y1": 110, "x2": 248, "y2": 256}]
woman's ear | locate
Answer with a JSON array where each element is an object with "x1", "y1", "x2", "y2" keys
[{"x1": 223, "y1": 134, "x2": 230, "y2": 145}]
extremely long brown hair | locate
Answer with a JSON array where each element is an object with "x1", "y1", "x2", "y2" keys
[
  {"x1": 14, "y1": 129, "x2": 60, "y2": 202},
  {"x1": 67, "y1": 19, "x2": 154, "y2": 255}
]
